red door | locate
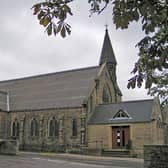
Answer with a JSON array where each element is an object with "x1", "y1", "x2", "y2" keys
[{"x1": 112, "y1": 126, "x2": 130, "y2": 149}]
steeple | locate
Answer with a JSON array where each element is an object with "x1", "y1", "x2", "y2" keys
[
  {"x1": 99, "y1": 28, "x2": 122, "y2": 98},
  {"x1": 99, "y1": 28, "x2": 117, "y2": 66}
]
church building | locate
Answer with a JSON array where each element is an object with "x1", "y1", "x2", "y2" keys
[{"x1": 0, "y1": 29, "x2": 166, "y2": 157}]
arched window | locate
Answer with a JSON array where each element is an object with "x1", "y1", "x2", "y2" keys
[
  {"x1": 88, "y1": 95, "x2": 93, "y2": 113},
  {"x1": 30, "y1": 118, "x2": 39, "y2": 136},
  {"x1": 12, "y1": 119, "x2": 19, "y2": 137},
  {"x1": 102, "y1": 85, "x2": 111, "y2": 103},
  {"x1": 49, "y1": 117, "x2": 59, "y2": 137},
  {"x1": 72, "y1": 119, "x2": 77, "y2": 137},
  {"x1": 157, "y1": 115, "x2": 162, "y2": 128}
]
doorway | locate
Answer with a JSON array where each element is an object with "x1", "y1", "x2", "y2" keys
[{"x1": 112, "y1": 126, "x2": 130, "y2": 149}]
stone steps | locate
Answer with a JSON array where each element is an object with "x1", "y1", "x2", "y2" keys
[{"x1": 102, "y1": 149, "x2": 130, "y2": 157}]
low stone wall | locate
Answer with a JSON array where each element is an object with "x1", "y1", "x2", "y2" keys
[
  {"x1": 0, "y1": 139, "x2": 19, "y2": 155},
  {"x1": 144, "y1": 145, "x2": 168, "y2": 168}
]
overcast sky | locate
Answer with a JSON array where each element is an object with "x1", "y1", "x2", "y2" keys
[{"x1": 0, "y1": 0, "x2": 151, "y2": 101}]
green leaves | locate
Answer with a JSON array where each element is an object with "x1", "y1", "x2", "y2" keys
[
  {"x1": 47, "y1": 23, "x2": 53, "y2": 36},
  {"x1": 32, "y1": 0, "x2": 73, "y2": 37},
  {"x1": 31, "y1": 0, "x2": 168, "y2": 105},
  {"x1": 40, "y1": 16, "x2": 51, "y2": 27},
  {"x1": 110, "y1": 0, "x2": 168, "y2": 105},
  {"x1": 113, "y1": 0, "x2": 141, "y2": 29},
  {"x1": 128, "y1": 24, "x2": 168, "y2": 104},
  {"x1": 89, "y1": 0, "x2": 110, "y2": 15},
  {"x1": 58, "y1": 22, "x2": 71, "y2": 37}
]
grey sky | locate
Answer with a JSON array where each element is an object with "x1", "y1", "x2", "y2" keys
[{"x1": 0, "y1": 0, "x2": 151, "y2": 101}]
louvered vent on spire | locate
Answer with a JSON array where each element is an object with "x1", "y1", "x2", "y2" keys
[{"x1": 99, "y1": 28, "x2": 117, "y2": 66}]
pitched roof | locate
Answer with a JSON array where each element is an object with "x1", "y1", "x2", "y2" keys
[
  {"x1": 99, "y1": 29, "x2": 117, "y2": 65},
  {"x1": 0, "y1": 66, "x2": 99, "y2": 111},
  {"x1": 88, "y1": 99, "x2": 154, "y2": 124}
]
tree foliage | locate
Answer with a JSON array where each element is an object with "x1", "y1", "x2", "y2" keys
[
  {"x1": 32, "y1": 0, "x2": 168, "y2": 106},
  {"x1": 32, "y1": 0, "x2": 73, "y2": 37}
]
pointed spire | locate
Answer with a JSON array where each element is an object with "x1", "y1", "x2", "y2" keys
[{"x1": 99, "y1": 28, "x2": 117, "y2": 66}]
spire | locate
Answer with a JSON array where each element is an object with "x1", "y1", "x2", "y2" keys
[{"x1": 99, "y1": 28, "x2": 117, "y2": 66}]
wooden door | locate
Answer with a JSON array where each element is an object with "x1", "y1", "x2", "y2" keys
[{"x1": 112, "y1": 126, "x2": 130, "y2": 149}]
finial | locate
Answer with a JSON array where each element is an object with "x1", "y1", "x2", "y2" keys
[{"x1": 105, "y1": 24, "x2": 108, "y2": 31}]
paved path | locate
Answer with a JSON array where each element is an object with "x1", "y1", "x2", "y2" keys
[{"x1": 0, "y1": 152, "x2": 144, "y2": 168}]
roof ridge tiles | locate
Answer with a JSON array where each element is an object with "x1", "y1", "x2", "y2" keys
[{"x1": 98, "y1": 99, "x2": 153, "y2": 106}]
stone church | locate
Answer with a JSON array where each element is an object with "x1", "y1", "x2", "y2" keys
[{"x1": 0, "y1": 29, "x2": 166, "y2": 157}]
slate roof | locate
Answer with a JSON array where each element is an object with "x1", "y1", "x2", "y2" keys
[
  {"x1": 0, "y1": 66, "x2": 99, "y2": 111},
  {"x1": 89, "y1": 99, "x2": 154, "y2": 124},
  {"x1": 99, "y1": 29, "x2": 117, "y2": 65}
]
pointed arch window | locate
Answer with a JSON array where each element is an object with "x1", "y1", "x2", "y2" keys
[
  {"x1": 30, "y1": 118, "x2": 39, "y2": 136},
  {"x1": 49, "y1": 117, "x2": 59, "y2": 137},
  {"x1": 157, "y1": 115, "x2": 163, "y2": 128},
  {"x1": 112, "y1": 109, "x2": 131, "y2": 120},
  {"x1": 88, "y1": 95, "x2": 93, "y2": 113},
  {"x1": 102, "y1": 85, "x2": 111, "y2": 103},
  {"x1": 12, "y1": 119, "x2": 20, "y2": 137},
  {"x1": 72, "y1": 119, "x2": 77, "y2": 137}
]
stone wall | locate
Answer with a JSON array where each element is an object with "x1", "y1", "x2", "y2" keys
[
  {"x1": 88, "y1": 121, "x2": 165, "y2": 158},
  {"x1": 144, "y1": 145, "x2": 168, "y2": 168},
  {"x1": 88, "y1": 124, "x2": 110, "y2": 149},
  {"x1": 94, "y1": 65, "x2": 121, "y2": 105},
  {"x1": 164, "y1": 125, "x2": 168, "y2": 144},
  {"x1": 131, "y1": 120, "x2": 164, "y2": 157},
  {"x1": 0, "y1": 112, "x2": 8, "y2": 139},
  {"x1": 131, "y1": 122, "x2": 152, "y2": 156},
  {"x1": 87, "y1": 64, "x2": 121, "y2": 120},
  {"x1": 8, "y1": 107, "x2": 86, "y2": 152},
  {"x1": 0, "y1": 139, "x2": 19, "y2": 155}
]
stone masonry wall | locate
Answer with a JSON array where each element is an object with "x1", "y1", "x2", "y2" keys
[
  {"x1": 144, "y1": 145, "x2": 168, "y2": 168},
  {"x1": 0, "y1": 111, "x2": 8, "y2": 139},
  {"x1": 88, "y1": 124, "x2": 110, "y2": 149},
  {"x1": 0, "y1": 139, "x2": 19, "y2": 155},
  {"x1": 8, "y1": 107, "x2": 85, "y2": 152}
]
